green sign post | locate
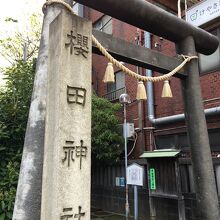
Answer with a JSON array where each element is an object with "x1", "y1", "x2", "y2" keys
[{"x1": 149, "y1": 168, "x2": 156, "y2": 190}]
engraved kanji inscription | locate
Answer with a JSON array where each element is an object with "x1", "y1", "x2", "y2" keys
[
  {"x1": 74, "y1": 206, "x2": 85, "y2": 220},
  {"x1": 65, "y1": 31, "x2": 89, "y2": 58},
  {"x1": 67, "y1": 85, "x2": 86, "y2": 106},
  {"x1": 62, "y1": 141, "x2": 75, "y2": 167},
  {"x1": 60, "y1": 207, "x2": 73, "y2": 220},
  {"x1": 61, "y1": 140, "x2": 87, "y2": 169},
  {"x1": 74, "y1": 34, "x2": 89, "y2": 58},
  {"x1": 75, "y1": 140, "x2": 87, "y2": 170},
  {"x1": 65, "y1": 30, "x2": 75, "y2": 55},
  {"x1": 60, "y1": 206, "x2": 85, "y2": 220}
]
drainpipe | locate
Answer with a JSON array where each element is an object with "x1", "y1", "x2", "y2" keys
[
  {"x1": 144, "y1": 32, "x2": 155, "y2": 121},
  {"x1": 152, "y1": 107, "x2": 220, "y2": 125},
  {"x1": 144, "y1": 31, "x2": 220, "y2": 126}
]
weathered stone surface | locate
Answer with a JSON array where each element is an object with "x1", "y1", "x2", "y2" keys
[
  {"x1": 13, "y1": 6, "x2": 61, "y2": 220},
  {"x1": 41, "y1": 10, "x2": 91, "y2": 220}
]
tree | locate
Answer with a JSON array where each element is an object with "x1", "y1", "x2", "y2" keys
[
  {"x1": 92, "y1": 95, "x2": 124, "y2": 165},
  {"x1": 0, "y1": 14, "x2": 41, "y2": 64},
  {"x1": 0, "y1": 60, "x2": 35, "y2": 219},
  {"x1": 0, "y1": 10, "x2": 41, "y2": 220},
  {"x1": 0, "y1": 61, "x2": 123, "y2": 218},
  {"x1": 0, "y1": 11, "x2": 123, "y2": 217}
]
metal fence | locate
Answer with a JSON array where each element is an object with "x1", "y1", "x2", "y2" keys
[{"x1": 103, "y1": 87, "x2": 126, "y2": 101}]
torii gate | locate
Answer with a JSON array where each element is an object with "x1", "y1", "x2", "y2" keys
[{"x1": 13, "y1": 0, "x2": 220, "y2": 220}]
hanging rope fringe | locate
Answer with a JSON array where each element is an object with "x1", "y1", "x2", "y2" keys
[
  {"x1": 92, "y1": 36, "x2": 198, "y2": 82},
  {"x1": 43, "y1": 0, "x2": 198, "y2": 83},
  {"x1": 103, "y1": 62, "x2": 115, "y2": 83},
  {"x1": 136, "y1": 81, "x2": 147, "y2": 100},
  {"x1": 161, "y1": 80, "x2": 173, "y2": 98}
]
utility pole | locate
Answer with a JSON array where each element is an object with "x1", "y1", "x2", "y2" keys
[{"x1": 119, "y1": 93, "x2": 131, "y2": 220}]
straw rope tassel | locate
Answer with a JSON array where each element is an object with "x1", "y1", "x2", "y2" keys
[
  {"x1": 136, "y1": 81, "x2": 147, "y2": 100},
  {"x1": 161, "y1": 80, "x2": 173, "y2": 98},
  {"x1": 103, "y1": 62, "x2": 115, "y2": 83},
  {"x1": 43, "y1": 1, "x2": 198, "y2": 84}
]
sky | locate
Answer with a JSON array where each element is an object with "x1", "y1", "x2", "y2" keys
[
  {"x1": 0, "y1": 0, "x2": 45, "y2": 85},
  {"x1": 0, "y1": 0, "x2": 44, "y2": 33}
]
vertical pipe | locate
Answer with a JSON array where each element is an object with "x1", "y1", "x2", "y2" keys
[
  {"x1": 124, "y1": 104, "x2": 130, "y2": 220},
  {"x1": 134, "y1": 185, "x2": 138, "y2": 220},
  {"x1": 144, "y1": 32, "x2": 155, "y2": 152},
  {"x1": 177, "y1": 36, "x2": 220, "y2": 219},
  {"x1": 144, "y1": 32, "x2": 155, "y2": 121}
]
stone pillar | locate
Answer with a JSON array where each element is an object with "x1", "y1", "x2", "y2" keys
[
  {"x1": 177, "y1": 36, "x2": 220, "y2": 219},
  {"x1": 13, "y1": 5, "x2": 61, "y2": 220},
  {"x1": 41, "y1": 9, "x2": 91, "y2": 220}
]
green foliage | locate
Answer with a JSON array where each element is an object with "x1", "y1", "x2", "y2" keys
[
  {"x1": 0, "y1": 60, "x2": 35, "y2": 219},
  {"x1": 0, "y1": 11, "x2": 40, "y2": 219},
  {"x1": 0, "y1": 156, "x2": 20, "y2": 220},
  {"x1": 0, "y1": 39, "x2": 123, "y2": 220},
  {"x1": 92, "y1": 95, "x2": 123, "y2": 165},
  {"x1": 0, "y1": 14, "x2": 41, "y2": 64},
  {"x1": 0, "y1": 60, "x2": 36, "y2": 146}
]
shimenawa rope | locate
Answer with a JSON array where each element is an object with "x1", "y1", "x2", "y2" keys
[{"x1": 43, "y1": 0, "x2": 198, "y2": 83}]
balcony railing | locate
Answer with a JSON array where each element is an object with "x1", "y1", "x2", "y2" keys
[{"x1": 103, "y1": 87, "x2": 126, "y2": 101}]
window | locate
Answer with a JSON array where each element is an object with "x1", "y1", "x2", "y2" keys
[
  {"x1": 104, "y1": 71, "x2": 125, "y2": 101},
  {"x1": 93, "y1": 15, "x2": 112, "y2": 34}
]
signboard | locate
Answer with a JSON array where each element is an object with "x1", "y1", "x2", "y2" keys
[
  {"x1": 127, "y1": 163, "x2": 144, "y2": 186},
  {"x1": 186, "y1": 0, "x2": 220, "y2": 27},
  {"x1": 149, "y1": 168, "x2": 156, "y2": 190},
  {"x1": 116, "y1": 177, "x2": 120, "y2": 186},
  {"x1": 116, "y1": 177, "x2": 125, "y2": 187},
  {"x1": 186, "y1": 1, "x2": 220, "y2": 74},
  {"x1": 120, "y1": 177, "x2": 125, "y2": 187}
]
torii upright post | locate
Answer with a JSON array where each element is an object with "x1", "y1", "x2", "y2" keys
[
  {"x1": 177, "y1": 36, "x2": 220, "y2": 219},
  {"x1": 41, "y1": 9, "x2": 92, "y2": 220}
]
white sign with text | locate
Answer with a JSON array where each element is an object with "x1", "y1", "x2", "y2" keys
[
  {"x1": 186, "y1": 0, "x2": 220, "y2": 27},
  {"x1": 127, "y1": 163, "x2": 144, "y2": 186}
]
